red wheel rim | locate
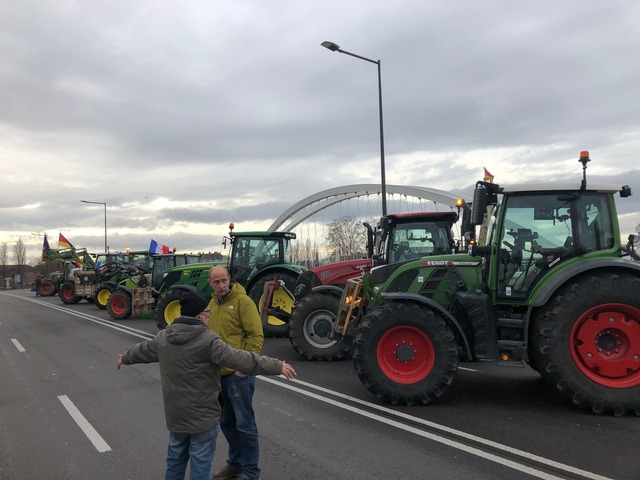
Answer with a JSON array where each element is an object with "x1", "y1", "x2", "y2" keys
[
  {"x1": 41, "y1": 284, "x2": 54, "y2": 295},
  {"x1": 62, "y1": 287, "x2": 74, "y2": 300},
  {"x1": 376, "y1": 326, "x2": 435, "y2": 384},
  {"x1": 111, "y1": 297, "x2": 126, "y2": 315},
  {"x1": 571, "y1": 303, "x2": 640, "y2": 389}
]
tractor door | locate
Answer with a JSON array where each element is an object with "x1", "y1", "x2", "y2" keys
[{"x1": 494, "y1": 192, "x2": 614, "y2": 300}]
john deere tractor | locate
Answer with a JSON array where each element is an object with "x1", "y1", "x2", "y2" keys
[
  {"x1": 154, "y1": 224, "x2": 305, "y2": 334},
  {"x1": 335, "y1": 151, "x2": 640, "y2": 415}
]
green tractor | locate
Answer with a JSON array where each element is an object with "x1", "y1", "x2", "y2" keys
[
  {"x1": 155, "y1": 224, "x2": 305, "y2": 335},
  {"x1": 106, "y1": 253, "x2": 203, "y2": 319},
  {"x1": 336, "y1": 151, "x2": 640, "y2": 415}
]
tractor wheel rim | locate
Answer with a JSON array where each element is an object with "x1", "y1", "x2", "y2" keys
[
  {"x1": 303, "y1": 310, "x2": 337, "y2": 348},
  {"x1": 112, "y1": 298, "x2": 126, "y2": 315},
  {"x1": 97, "y1": 290, "x2": 111, "y2": 306},
  {"x1": 261, "y1": 290, "x2": 292, "y2": 327},
  {"x1": 376, "y1": 325, "x2": 435, "y2": 384},
  {"x1": 165, "y1": 301, "x2": 181, "y2": 326},
  {"x1": 571, "y1": 303, "x2": 640, "y2": 389}
]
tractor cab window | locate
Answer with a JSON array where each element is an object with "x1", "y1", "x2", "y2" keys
[
  {"x1": 496, "y1": 192, "x2": 613, "y2": 299},
  {"x1": 387, "y1": 221, "x2": 452, "y2": 263},
  {"x1": 231, "y1": 237, "x2": 284, "y2": 284}
]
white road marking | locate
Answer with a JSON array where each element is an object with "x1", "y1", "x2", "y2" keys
[
  {"x1": 57, "y1": 395, "x2": 112, "y2": 453},
  {"x1": 260, "y1": 376, "x2": 613, "y2": 480},
  {"x1": 11, "y1": 338, "x2": 26, "y2": 352}
]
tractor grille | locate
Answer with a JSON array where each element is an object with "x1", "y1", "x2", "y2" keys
[
  {"x1": 387, "y1": 270, "x2": 418, "y2": 292},
  {"x1": 419, "y1": 267, "x2": 448, "y2": 299}
]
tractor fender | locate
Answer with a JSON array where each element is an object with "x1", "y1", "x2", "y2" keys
[
  {"x1": 245, "y1": 266, "x2": 302, "y2": 294},
  {"x1": 532, "y1": 257, "x2": 640, "y2": 307},
  {"x1": 380, "y1": 292, "x2": 473, "y2": 359},
  {"x1": 115, "y1": 284, "x2": 135, "y2": 295},
  {"x1": 163, "y1": 284, "x2": 202, "y2": 298},
  {"x1": 309, "y1": 284, "x2": 345, "y2": 297}
]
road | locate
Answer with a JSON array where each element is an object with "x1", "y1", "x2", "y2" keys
[{"x1": 0, "y1": 290, "x2": 637, "y2": 480}]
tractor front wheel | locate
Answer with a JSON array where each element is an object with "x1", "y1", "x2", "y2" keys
[
  {"x1": 249, "y1": 272, "x2": 298, "y2": 338},
  {"x1": 353, "y1": 302, "x2": 459, "y2": 406},
  {"x1": 531, "y1": 272, "x2": 640, "y2": 416},
  {"x1": 156, "y1": 289, "x2": 184, "y2": 330},
  {"x1": 94, "y1": 285, "x2": 114, "y2": 310},
  {"x1": 289, "y1": 293, "x2": 351, "y2": 361},
  {"x1": 58, "y1": 281, "x2": 80, "y2": 304},
  {"x1": 107, "y1": 291, "x2": 132, "y2": 320},
  {"x1": 40, "y1": 279, "x2": 57, "y2": 296}
]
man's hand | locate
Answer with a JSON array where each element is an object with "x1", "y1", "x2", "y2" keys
[
  {"x1": 281, "y1": 361, "x2": 297, "y2": 380},
  {"x1": 116, "y1": 355, "x2": 123, "y2": 369}
]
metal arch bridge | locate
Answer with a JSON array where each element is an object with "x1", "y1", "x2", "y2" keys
[{"x1": 268, "y1": 184, "x2": 468, "y2": 232}]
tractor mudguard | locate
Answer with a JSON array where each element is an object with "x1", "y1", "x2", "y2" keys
[
  {"x1": 531, "y1": 257, "x2": 640, "y2": 307},
  {"x1": 380, "y1": 292, "x2": 473, "y2": 359},
  {"x1": 310, "y1": 284, "x2": 346, "y2": 297}
]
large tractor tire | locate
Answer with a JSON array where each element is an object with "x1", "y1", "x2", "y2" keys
[
  {"x1": 107, "y1": 291, "x2": 133, "y2": 320},
  {"x1": 289, "y1": 293, "x2": 351, "y2": 361},
  {"x1": 352, "y1": 302, "x2": 459, "y2": 406},
  {"x1": 155, "y1": 289, "x2": 184, "y2": 330},
  {"x1": 94, "y1": 284, "x2": 114, "y2": 310},
  {"x1": 249, "y1": 272, "x2": 298, "y2": 338},
  {"x1": 58, "y1": 281, "x2": 80, "y2": 304},
  {"x1": 531, "y1": 272, "x2": 640, "y2": 416},
  {"x1": 40, "y1": 279, "x2": 57, "y2": 297}
]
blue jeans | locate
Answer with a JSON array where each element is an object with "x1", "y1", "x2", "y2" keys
[
  {"x1": 220, "y1": 374, "x2": 260, "y2": 480},
  {"x1": 165, "y1": 423, "x2": 220, "y2": 480}
]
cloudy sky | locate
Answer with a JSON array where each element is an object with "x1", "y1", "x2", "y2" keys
[{"x1": 2, "y1": 0, "x2": 640, "y2": 262}]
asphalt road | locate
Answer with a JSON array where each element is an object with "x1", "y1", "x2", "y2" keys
[{"x1": 1, "y1": 290, "x2": 638, "y2": 480}]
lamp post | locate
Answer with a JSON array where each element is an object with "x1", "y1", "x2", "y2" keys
[
  {"x1": 321, "y1": 40, "x2": 387, "y2": 215},
  {"x1": 81, "y1": 200, "x2": 107, "y2": 252}
]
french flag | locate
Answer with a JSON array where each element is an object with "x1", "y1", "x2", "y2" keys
[{"x1": 149, "y1": 239, "x2": 170, "y2": 254}]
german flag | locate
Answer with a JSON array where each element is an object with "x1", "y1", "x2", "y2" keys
[{"x1": 59, "y1": 233, "x2": 74, "y2": 250}]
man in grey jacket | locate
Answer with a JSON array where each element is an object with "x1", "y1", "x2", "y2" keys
[{"x1": 117, "y1": 290, "x2": 296, "y2": 480}]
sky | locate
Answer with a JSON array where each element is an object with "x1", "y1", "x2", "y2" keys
[{"x1": 2, "y1": 0, "x2": 640, "y2": 263}]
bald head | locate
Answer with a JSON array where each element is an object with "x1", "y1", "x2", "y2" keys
[{"x1": 209, "y1": 265, "x2": 231, "y2": 300}]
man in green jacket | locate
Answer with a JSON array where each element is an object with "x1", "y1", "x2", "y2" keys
[
  {"x1": 207, "y1": 266, "x2": 265, "y2": 480},
  {"x1": 117, "y1": 290, "x2": 295, "y2": 480}
]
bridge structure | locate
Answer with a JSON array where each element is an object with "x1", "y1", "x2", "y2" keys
[{"x1": 269, "y1": 184, "x2": 469, "y2": 266}]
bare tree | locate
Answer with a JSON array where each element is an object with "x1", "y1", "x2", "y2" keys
[
  {"x1": 325, "y1": 216, "x2": 367, "y2": 262},
  {"x1": 0, "y1": 242, "x2": 7, "y2": 281},
  {"x1": 13, "y1": 238, "x2": 26, "y2": 288}
]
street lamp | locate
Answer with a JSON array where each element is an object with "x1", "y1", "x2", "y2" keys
[
  {"x1": 80, "y1": 200, "x2": 107, "y2": 252},
  {"x1": 321, "y1": 40, "x2": 387, "y2": 215}
]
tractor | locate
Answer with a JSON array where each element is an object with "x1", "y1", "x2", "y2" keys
[
  {"x1": 106, "y1": 253, "x2": 203, "y2": 320},
  {"x1": 286, "y1": 206, "x2": 470, "y2": 361},
  {"x1": 154, "y1": 224, "x2": 305, "y2": 334},
  {"x1": 335, "y1": 151, "x2": 640, "y2": 415}
]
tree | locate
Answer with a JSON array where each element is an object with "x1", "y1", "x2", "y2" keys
[
  {"x1": 13, "y1": 238, "x2": 26, "y2": 287},
  {"x1": 0, "y1": 242, "x2": 7, "y2": 281},
  {"x1": 325, "y1": 216, "x2": 368, "y2": 262}
]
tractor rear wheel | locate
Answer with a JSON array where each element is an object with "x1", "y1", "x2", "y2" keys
[
  {"x1": 94, "y1": 285, "x2": 114, "y2": 310},
  {"x1": 289, "y1": 293, "x2": 351, "y2": 361},
  {"x1": 156, "y1": 289, "x2": 184, "y2": 330},
  {"x1": 58, "y1": 281, "x2": 80, "y2": 304},
  {"x1": 249, "y1": 272, "x2": 298, "y2": 338},
  {"x1": 531, "y1": 272, "x2": 640, "y2": 416},
  {"x1": 353, "y1": 302, "x2": 459, "y2": 406},
  {"x1": 40, "y1": 279, "x2": 57, "y2": 296},
  {"x1": 107, "y1": 291, "x2": 132, "y2": 320}
]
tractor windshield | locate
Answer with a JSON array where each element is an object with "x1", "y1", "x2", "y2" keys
[
  {"x1": 387, "y1": 220, "x2": 453, "y2": 263},
  {"x1": 495, "y1": 191, "x2": 614, "y2": 299}
]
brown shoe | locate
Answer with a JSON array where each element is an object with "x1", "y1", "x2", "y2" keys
[{"x1": 212, "y1": 464, "x2": 242, "y2": 479}]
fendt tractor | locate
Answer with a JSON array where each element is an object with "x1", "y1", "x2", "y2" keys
[
  {"x1": 154, "y1": 224, "x2": 305, "y2": 333},
  {"x1": 286, "y1": 205, "x2": 470, "y2": 361},
  {"x1": 335, "y1": 152, "x2": 640, "y2": 415}
]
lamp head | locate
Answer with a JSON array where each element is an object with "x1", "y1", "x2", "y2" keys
[{"x1": 321, "y1": 41, "x2": 340, "y2": 52}]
